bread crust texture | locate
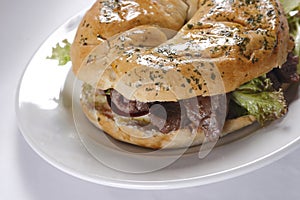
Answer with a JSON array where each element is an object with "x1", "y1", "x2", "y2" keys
[
  {"x1": 72, "y1": 0, "x2": 292, "y2": 102},
  {"x1": 71, "y1": 0, "x2": 291, "y2": 149}
]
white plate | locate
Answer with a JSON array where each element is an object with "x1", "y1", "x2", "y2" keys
[{"x1": 16, "y1": 11, "x2": 300, "y2": 190}]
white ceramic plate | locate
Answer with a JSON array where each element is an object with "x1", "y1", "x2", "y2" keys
[{"x1": 16, "y1": 11, "x2": 300, "y2": 190}]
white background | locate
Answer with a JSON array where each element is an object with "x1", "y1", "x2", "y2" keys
[{"x1": 1, "y1": 0, "x2": 300, "y2": 199}]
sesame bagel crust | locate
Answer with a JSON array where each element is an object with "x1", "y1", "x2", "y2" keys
[
  {"x1": 71, "y1": 0, "x2": 189, "y2": 74},
  {"x1": 72, "y1": 0, "x2": 293, "y2": 102}
]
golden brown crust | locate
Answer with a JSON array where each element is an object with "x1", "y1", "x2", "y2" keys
[
  {"x1": 71, "y1": 0, "x2": 188, "y2": 74},
  {"x1": 75, "y1": 0, "x2": 293, "y2": 102},
  {"x1": 81, "y1": 99, "x2": 256, "y2": 149}
]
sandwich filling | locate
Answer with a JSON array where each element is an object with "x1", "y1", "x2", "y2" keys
[{"x1": 82, "y1": 52, "x2": 299, "y2": 139}]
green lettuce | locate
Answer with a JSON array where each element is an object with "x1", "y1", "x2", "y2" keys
[
  {"x1": 47, "y1": 39, "x2": 71, "y2": 65},
  {"x1": 280, "y1": 0, "x2": 300, "y2": 13},
  {"x1": 231, "y1": 76, "x2": 287, "y2": 124},
  {"x1": 281, "y1": 0, "x2": 300, "y2": 73}
]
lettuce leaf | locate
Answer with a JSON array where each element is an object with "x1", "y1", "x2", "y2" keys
[
  {"x1": 294, "y1": 22, "x2": 300, "y2": 74},
  {"x1": 281, "y1": 0, "x2": 300, "y2": 73},
  {"x1": 280, "y1": 0, "x2": 300, "y2": 13},
  {"x1": 231, "y1": 76, "x2": 287, "y2": 124},
  {"x1": 47, "y1": 39, "x2": 71, "y2": 65}
]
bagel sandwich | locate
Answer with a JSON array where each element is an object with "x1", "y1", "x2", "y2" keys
[{"x1": 70, "y1": 0, "x2": 300, "y2": 149}]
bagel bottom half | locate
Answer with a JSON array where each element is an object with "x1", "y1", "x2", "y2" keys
[{"x1": 80, "y1": 97, "x2": 256, "y2": 149}]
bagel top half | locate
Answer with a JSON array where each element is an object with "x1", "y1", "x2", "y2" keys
[{"x1": 71, "y1": 0, "x2": 293, "y2": 102}]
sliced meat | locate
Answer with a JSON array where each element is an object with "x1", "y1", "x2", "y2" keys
[
  {"x1": 149, "y1": 103, "x2": 183, "y2": 134},
  {"x1": 108, "y1": 89, "x2": 149, "y2": 117},
  {"x1": 275, "y1": 53, "x2": 299, "y2": 83},
  {"x1": 267, "y1": 71, "x2": 282, "y2": 90},
  {"x1": 267, "y1": 52, "x2": 299, "y2": 90},
  {"x1": 149, "y1": 95, "x2": 227, "y2": 138},
  {"x1": 183, "y1": 95, "x2": 227, "y2": 140},
  {"x1": 107, "y1": 88, "x2": 227, "y2": 137}
]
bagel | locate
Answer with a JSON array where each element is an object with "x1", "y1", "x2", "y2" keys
[
  {"x1": 71, "y1": 0, "x2": 299, "y2": 149},
  {"x1": 71, "y1": 0, "x2": 189, "y2": 73}
]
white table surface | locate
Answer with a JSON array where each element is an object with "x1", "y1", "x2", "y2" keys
[{"x1": 1, "y1": 0, "x2": 300, "y2": 199}]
